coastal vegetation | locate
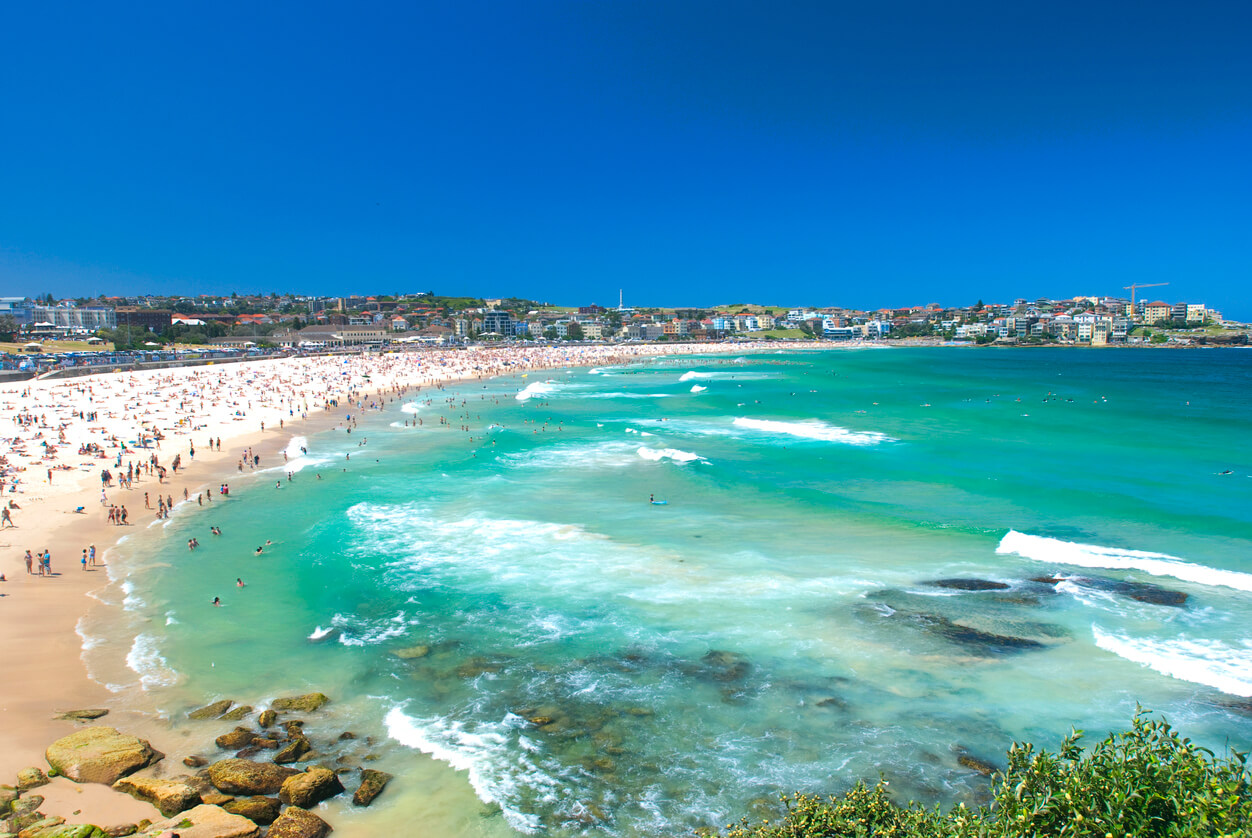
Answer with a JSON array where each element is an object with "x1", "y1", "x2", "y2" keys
[{"x1": 722, "y1": 712, "x2": 1250, "y2": 838}]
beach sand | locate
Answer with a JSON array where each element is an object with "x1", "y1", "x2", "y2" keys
[{"x1": 0, "y1": 341, "x2": 819, "y2": 831}]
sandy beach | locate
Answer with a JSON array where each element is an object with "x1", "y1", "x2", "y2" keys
[{"x1": 0, "y1": 340, "x2": 818, "y2": 831}]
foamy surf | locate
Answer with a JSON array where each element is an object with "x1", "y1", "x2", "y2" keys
[
  {"x1": 690, "y1": 385, "x2": 707, "y2": 393},
  {"x1": 126, "y1": 633, "x2": 181, "y2": 689},
  {"x1": 1092, "y1": 626, "x2": 1252, "y2": 696},
  {"x1": 732, "y1": 417, "x2": 894, "y2": 445},
  {"x1": 638, "y1": 447, "x2": 706, "y2": 464},
  {"x1": 678, "y1": 371, "x2": 710, "y2": 382},
  {"x1": 385, "y1": 706, "x2": 543, "y2": 833},
  {"x1": 516, "y1": 381, "x2": 557, "y2": 401},
  {"x1": 997, "y1": 531, "x2": 1252, "y2": 593}
]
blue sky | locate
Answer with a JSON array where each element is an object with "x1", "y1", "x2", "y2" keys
[{"x1": 1, "y1": 1, "x2": 1249, "y2": 316}]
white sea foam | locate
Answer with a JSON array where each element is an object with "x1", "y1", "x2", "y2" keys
[
  {"x1": 308, "y1": 626, "x2": 335, "y2": 640},
  {"x1": 401, "y1": 401, "x2": 423, "y2": 414},
  {"x1": 732, "y1": 417, "x2": 894, "y2": 445},
  {"x1": 577, "y1": 392, "x2": 672, "y2": 399},
  {"x1": 283, "y1": 435, "x2": 308, "y2": 460},
  {"x1": 678, "y1": 371, "x2": 710, "y2": 382},
  {"x1": 690, "y1": 385, "x2": 707, "y2": 393},
  {"x1": 637, "y1": 447, "x2": 706, "y2": 464},
  {"x1": 515, "y1": 381, "x2": 557, "y2": 402},
  {"x1": 126, "y1": 633, "x2": 181, "y2": 689},
  {"x1": 997, "y1": 531, "x2": 1252, "y2": 592},
  {"x1": 331, "y1": 611, "x2": 414, "y2": 646},
  {"x1": 385, "y1": 706, "x2": 545, "y2": 833},
  {"x1": 1093, "y1": 626, "x2": 1252, "y2": 697}
]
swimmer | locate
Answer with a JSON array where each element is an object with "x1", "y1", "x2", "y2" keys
[
  {"x1": 212, "y1": 596, "x2": 221, "y2": 606},
  {"x1": 255, "y1": 546, "x2": 263, "y2": 555},
  {"x1": 236, "y1": 578, "x2": 245, "y2": 587}
]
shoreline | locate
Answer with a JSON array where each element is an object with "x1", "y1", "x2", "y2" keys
[{"x1": 0, "y1": 341, "x2": 820, "y2": 832}]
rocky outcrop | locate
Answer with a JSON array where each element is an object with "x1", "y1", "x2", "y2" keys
[
  {"x1": 265, "y1": 806, "x2": 332, "y2": 838},
  {"x1": 221, "y1": 796, "x2": 281, "y2": 825},
  {"x1": 45, "y1": 728, "x2": 163, "y2": 785},
  {"x1": 267, "y1": 694, "x2": 329, "y2": 713},
  {"x1": 143, "y1": 803, "x2": 260, "y2": 838},
  {"x1": 32, "y1": 827, "x2": 110, "y2": 838},
  {"x1": 206, "y1": 760, "x2": 297, "y2": 796},
  {"x1": 392, "y1": 644, "x2": 429, "y2": 659},
  {"x1": 219, "y1": 706, "x2": 254, "y2": 722},
  {"x1": 257, "y1": 710, "x2": 277, "y2": 729},
  {"x1": 278, "y1": 768, "x2": 343, "y2": 809},
  {"x1": 188, "y1": 700, "x2": 235, "y2": 721},
  {"x1": 17, "y1": 767, "x2": 50, "y2": 789},
  {"x1": 55, "y1": 709, "x2": 110, "y2": 722},
  {"x1": 351, "y1": 769, "x2": 392, "y2": 807},
  {"x1": 927, "y1": 578, "x2": 1011, "y2": 591},
  {"x1": 112, "y1": 776, "x2": 202, "y2": 817},
  {"x1": 272, "y1": 737, "x2": 311, "y2": 765},
  {"x1": 214, "y1": 729, "x2": 256, "y2": 750}
]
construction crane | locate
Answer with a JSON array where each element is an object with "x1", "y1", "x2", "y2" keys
[{"x1": 1123, "y1": 282, "x2": 1168, "y2": 306}]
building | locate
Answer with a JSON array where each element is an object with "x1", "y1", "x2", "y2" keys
[
  {"x1": 1144, "y1": 301, "x2": 1172, "y2": 324},
  {"x1": 296, "y1": 326, "x2": 388, "y2": 346},
  {"x1": 114, "y1": 307, "x2": 172, "y2": 332},
  {"x1": 481, "y1": 310, "x2": 515, "y2": 336},
  {"x1": 31, "y1": 304, "x2": 118, "y2": 333}
]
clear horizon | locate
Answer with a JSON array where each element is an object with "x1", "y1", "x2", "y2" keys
[{"x1": 1, "y1": 2, "x2": 1249, "y2": 318}]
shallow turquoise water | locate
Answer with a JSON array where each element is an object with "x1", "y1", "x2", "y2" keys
[{"x1": 99, "y1": 347, "x2": 1252, "y2": 835}]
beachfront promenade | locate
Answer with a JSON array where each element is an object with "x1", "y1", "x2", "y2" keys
[{"x1": 0, "y1": 340, "x2": 814, "y2": 832}]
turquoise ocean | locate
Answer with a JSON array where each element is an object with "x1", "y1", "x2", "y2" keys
[{"x1": 86, "y1": 347, "x2": 1252, "y2": 836}]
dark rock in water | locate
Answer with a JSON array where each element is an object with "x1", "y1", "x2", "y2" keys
[
  {"x1": 956, "y1": 750, "x2": 1001, "y2": 776},
  {"x1": 267, "y1": 805, "x2": 333, "y2": 838},
  {"x1": 911, "y1": 612, "x2": 1045, "y2": 653},
  {"x1": 56, "y1": 708, "x2": 110, "y2": 722},
  {"x1": 684, "y1": 650, "x2": 752, "y2": 683},
  {"x1": 353, "y1": 770, "x2": 392, "y2": 807},
  {"x1": 928, "y1": 579, "x2": 1010, "y2": 591},
  {"x1": 220, "y1": 704, "x2": 254, "y2": 722},
  {"x1": 337, "y1": 731, "x2": 357, "y2": 741},
  {"x1": 274, "y1": 736, "x2": 312, "y2": 764},
  {"x1": 258, "y1": 709, "x2": 278, "y2": 728},
  {"x1": 188, "y1": 699, "x2": 234, "y2": 720},
  {"x1": 234, "y1": 746, "x2": 263, "y2": 760},
  {"x1": 456, "y1": 657, "x2": 506, "y2": 679},
  {"x1": 1031, "y1": 576, "x2": 1064, "y2": 585},
  {"x1": 253, "y1": 737, "x2": 279, "y2": 749},
  {"x1": 182, "y1": 755, "x2": 208, "y2": 768},
  {"x1": 224, "y1": 794, "x2": 282, "y2": 825},
  {"x1": 215, "y1": 728, "x2": 257, "y2": 750},
  {"x1": 1072, "y1": 576, "x2": 1188, "y2": 607},
  {"x1": 814, "y1": 697, "x2": 848, "y2": 711}
]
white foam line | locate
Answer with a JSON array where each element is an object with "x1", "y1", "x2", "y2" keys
[{"x1": 998, "y1": 530, "x2": 1252, "y2": 593}]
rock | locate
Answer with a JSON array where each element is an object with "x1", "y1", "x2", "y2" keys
[
  {"x1": 145, "y1": 803, "x2": 260, "y2": 838},
  {"x1": 0, "y1": 787, "x2": 17, "y2": 814},
  {"x1": 214, "y1": 729, "x2": 256, "y2": 750},
  {"x1": 265, "y1": 807, "x2": 331, "y2": 838},
  {"x1": 16, "y1": 769, "x2": 49, "y2": 790},
  {"x1": 335, "y1": 732, "x2": 356, "y2": 741},
  {"x1": 267, "y1": 694, "x2": 329, "y2": 714},
  {"x1": 206, "y1": 760, "x2": 297, "y2": 796},
  {"x1": 957, "y1": 752, "x2": 1001, "y2": 776},
  {"x1": 251, "y1": 738, "x2": 279, "y2": 750},
  {"x1": 232, "y1": 748, "x2": 261, "y2": 761},
  {"x1": 201, "y1": 793, "x2": 234, "y2": 806},
  {"x1": 697, "y1": 650, "x2": 751, "y2": 682},
  {"x1": 256, "y1": 711, "x2": 277, "y2": 729},
  {"x1": 221, "y1": 796, "x2": 280, "y2": 826},
  {"x1": 910, "y1": 612, "x2": 1046, "y2": 653},
  {"x1": 17, "y1": 815, "x2": 65, "y2": 836},
  {"x1": 104, "y1": 825, "x2": 138, "y2": 837},
  {"x1": 183, "y1": 756, "x2": 208, "y2": 769},
  {"x1": 272, "y1": 737, "x2": 311, "y2": 765},
  {"x1": 278, "y1": 768, "x2": 344, "y2": 809},
  {"x1": 927, "y1": 578, "x2": 1011, "y2": 591},
  {"x1": 218, "y1": 706, "x2": 253, "y2": 723},
  {"x1": 45, "y1": 728, "x2": 163, "y2": 786},
  {"x1": 6, "y1": 811, "x2": 45, "y2": 834},
  {"x1": 188, "y1": 701, "x2": 235, "y2": 721},
  {"x1": 392, "y1": 644, "x2": 429, "y2": 660},
  {"x1": 112, "y1": 776, "x2": 201, "y2": 817},
  {"x1": 281, "y1": 721, "x2": 304, "y2": 737},
  {"x1": 353, "y1": 766, "x2": 390, "y2": 806},
  {"x1": 13, "y1": 795, "x2": 45, "y2": 816},
  {"x1": 55, "y1": 710, "x2": 110, "y2": 722}
]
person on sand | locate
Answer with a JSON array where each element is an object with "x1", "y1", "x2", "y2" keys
[
  {"x1": 0, "y1": 506, "x2": 12, "y2": 528},
  {"x1": 24, "y1": 550, "x2": 33, "y2": 574}
]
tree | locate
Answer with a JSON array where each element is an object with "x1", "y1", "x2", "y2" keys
[
  {"x1": 565, "y1": 322, "x2": 584, "y2": 340},
  {"x1": 543, "y1": 327, "x2": 558, "y2": 340},
  {"x1": 973, "y1": 299, "x2": 984, "y2": 311},
  {"x1": 0, "y1": 314, "x2": 17, "y2": 341}
]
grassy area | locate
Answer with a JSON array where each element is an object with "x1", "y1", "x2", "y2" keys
[
  {"x1": 1, "y1": 340, "x2": 115, "y2": 354},
  {"x1": 755, "y1": 328, "x2": 812, "y2": 340}
]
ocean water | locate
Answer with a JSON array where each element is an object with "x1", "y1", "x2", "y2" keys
[{"x1": 88, "y1": 347, "x2": 1252, "y2": 836}]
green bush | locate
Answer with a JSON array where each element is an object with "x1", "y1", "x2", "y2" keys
[{"x1": 720, "y1": 711, "x2": 1250, "y2": 838}]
